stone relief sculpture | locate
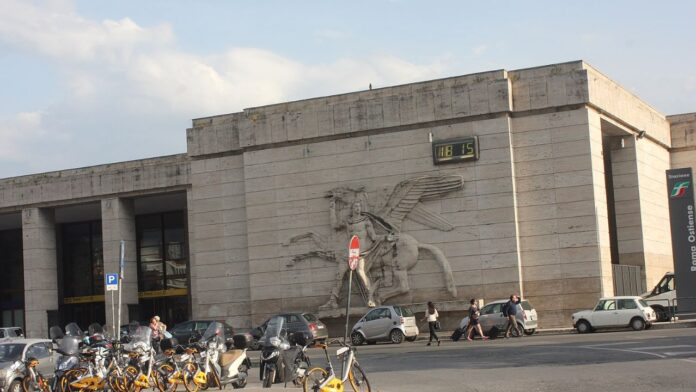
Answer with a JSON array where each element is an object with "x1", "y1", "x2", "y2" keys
[{"x1": 284, "y1": 175, "x2": 464, "y2": 311}]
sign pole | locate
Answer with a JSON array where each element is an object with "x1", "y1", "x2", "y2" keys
[
  {"x1": 345, "y1": 235, "x2": 360, "y2": 344},
  {"x1": 117, "y1": 240, "x2": 125, "y2": 341},
  {"x1": 344, "y1": 269, "x2": 353, "y2": 344},
  {"x1": 111, "y1": 289, "x2": 115, "y2": 339}
]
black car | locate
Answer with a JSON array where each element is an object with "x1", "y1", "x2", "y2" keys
[
  {"x1": 252, "y1": 313, "x2": 328, "y2": 344},
  {"x1": 169, "y1": 320, "x2": 235, "y2": 344}
]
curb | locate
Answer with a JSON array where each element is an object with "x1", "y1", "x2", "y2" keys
[{"x1": 414, "y1": 320, "x2": 696, "y2": 341}]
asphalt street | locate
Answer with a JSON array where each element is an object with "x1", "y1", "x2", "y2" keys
[{"x1": 241, "y1": 327, "x2": 696, "y2": 391}]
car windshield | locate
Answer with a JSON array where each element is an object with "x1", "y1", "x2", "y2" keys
[
  {"x1": 0, "y1": 344, "x2": 24, "y2": 362},
  {"x1": 638, "y1": 299, "x2": 650, "y2": 308},
  {"x1": 521, "y1": 301, "x2": 533, "y2": 311},
  {"x1": 394, "y1": 306, "x2": 414, "y2": 317}
]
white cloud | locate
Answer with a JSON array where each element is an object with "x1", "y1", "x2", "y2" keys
[{"x1": 0, "y1": 0, "x2": 452, "y2": 177}]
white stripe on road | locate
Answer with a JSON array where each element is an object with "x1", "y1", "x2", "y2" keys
[
  {"x1": 584, "y1": 341, "x2": 639, "y2": 347},
  {"x1": 577, "y1": 346, "x2": 666, "y2": 358},
  {"x1": 664, "y1": 351, "x2": 696, "y2": 356},
  {"x1": 633, "y1": 344, "x2": 693, "y2": 350}
]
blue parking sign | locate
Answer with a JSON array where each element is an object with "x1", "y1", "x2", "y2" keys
[{"x1": 106, "y1": 273, "x2": 119, "y2": 291}]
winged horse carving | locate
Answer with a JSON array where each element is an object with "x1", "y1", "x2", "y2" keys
[{"x1": 284, "y1": 175, "x2": 464, "y2": 308}]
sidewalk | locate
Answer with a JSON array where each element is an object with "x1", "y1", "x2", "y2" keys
[{"x1": 421, "y1": 319, "x2": 696, "y2": 341}]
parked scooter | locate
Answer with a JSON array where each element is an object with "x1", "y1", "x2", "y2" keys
[
  {"x1": 50, "y1": 324, "x2": 82, "y2": 392},
  {"x1": 258, "y1": 316, "x2": 311, "y2": 388},
  {"x1": 187, "y1": 321, "x2": 251, "y2": 390}
]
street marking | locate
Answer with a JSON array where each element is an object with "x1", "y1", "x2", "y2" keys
[
  {"x1": 664, "y1": 351, "x2": 696, "y2": 356},
  {"x1": 635, "y1": 345, "x2": 693, "y2": 350},
  {"x1": 584, "y1": 341, "x2": 639, "y2": 347},
  {"x1": 577, "y1": 346, "x2": 666, "y2": 358}
]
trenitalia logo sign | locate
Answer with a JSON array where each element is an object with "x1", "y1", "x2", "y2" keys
[
  {"x1": 667, "y1": 168, "x2": 696, "y2": 313},
  {"x1": 671, "y1": 181, "x2": 690, "y2": 198}
]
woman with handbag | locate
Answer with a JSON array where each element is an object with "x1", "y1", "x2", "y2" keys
[
  {"x1": 466, "y1": 298, "x2": 489, "y2": 341},
  {"x1": 421, "y1": 301, "x2": 441, "y2": 346}
]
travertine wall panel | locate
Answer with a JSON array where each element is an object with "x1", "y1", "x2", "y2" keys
[
  {"x1": 188, "y1": 155, "x2": 251, "y2": 327},
  {"x1": 512, "y1": 108, "x2": 608, "y2": 326}
]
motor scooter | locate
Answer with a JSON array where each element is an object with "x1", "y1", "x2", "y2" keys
[
  {"x1": 189, "y1": 322, "x2": 252, "y2": 389},
  {"x1": 258, "y1": 316, "x2": 311, "y2": 388}
]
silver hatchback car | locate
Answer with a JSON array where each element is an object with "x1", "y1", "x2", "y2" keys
[
  {"x1": 460, "y1": 299, "x2": 538, "y2": 338},
  {"x1": 0, "y1": 339, "x2": 55, "y2": 392},
  {"x1": 351, "y1": 305, "x2": 419, "y2": 345}
]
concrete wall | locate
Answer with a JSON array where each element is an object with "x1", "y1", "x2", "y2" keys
[{"x1": 670, "y1": 113, "x2": 696, "y2": 170}]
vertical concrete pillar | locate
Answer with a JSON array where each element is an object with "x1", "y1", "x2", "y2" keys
[
  {"x1": 101, "y1": 198, "x2": 138, "y2": 328},
  {"x1": 22, "y1": 207, "x2": 57, "y2": 338}
]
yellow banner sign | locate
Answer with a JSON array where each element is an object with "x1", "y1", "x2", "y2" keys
[
  {"x1": 138, "y1": 289, "x2": 188, "y2": 299},
  {"x1": 63, "y1": 295, "x2": 105, "y2": 304}
]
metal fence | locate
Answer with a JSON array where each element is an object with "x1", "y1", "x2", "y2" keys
[{"x1": 613, "y1": 264, "x2": 645, "y2": 296}]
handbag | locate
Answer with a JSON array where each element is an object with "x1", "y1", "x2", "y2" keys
[{"x1": 434, "y1": 321, "x2": 441, "y2": 331}]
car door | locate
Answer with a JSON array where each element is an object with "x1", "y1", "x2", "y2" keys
[
  {"x1": 592, "y1": 299, "x2": 617, "y2": 327},
  {"x1": 371, "y1": 308, "x2": 394, "y2": 339},
  {"x1": 479, "y1": 303, "x2": 503, "y2": 332},
  {"x1": 26, "y1": 342, "x2": 53, "y2": 378},
  {"x1": 616, "y1": 299, "x2": 639, "y2": 326},
  {"x1": 360, "y1": 309, "x2": 382, "y2": 339}
]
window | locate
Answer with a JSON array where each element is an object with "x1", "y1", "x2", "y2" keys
[
  {"x1": 483, "y1": 304, "x2": 502, "y2": 315},
  {"x1": 393, "y1": 306, "x2": 414, "y2": 317},
  {"x1": 194, "y1": 322, "x2": 210, "y2": 332},
  {"x1": 639, "y1": 299, "x2": 650, "y2": 308},
  {"x1": 302, "y1": 314, "x2": 318, "y2": 322},
  {"x1": 364, "y1": 310, "x2": 380, "y2": 322},
  {"x1": 137, "y1": 211, "x2": 188, "y2": 292},
  {"x1": 26, "y1": 343, "x2": 50, "y2": 359},
  {"x1": 0, "y1": 344, "x2": 24, "y2": 362},
  {"x1": 618, "y1": 299, "x2": 638, "y2": 310},
  {"x1": 655, "y1": 275, "x2": 674, "y2": 294},
  {"x1": 520, "y1": 301, "x2": 533, "y2": 311},
  {"x1": 595, "y1": 300, "x2": 616, "y2": 311},
  {"x1": 285, "y1": 315, "x2": 301, "y2": 324},
  {"x1": 0, "y1": 229, "x2": 24, "y2": 329},
  {"x1": 171, "y1": 322, "x2": 192, "y2": 334},
  {"x1": 61, "y1": 221, "x2": 103, "y2": 297}
]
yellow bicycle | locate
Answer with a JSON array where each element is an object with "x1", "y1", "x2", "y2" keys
[{"x1": 303, "y1": 341, "x2": 370, "y2": 392}]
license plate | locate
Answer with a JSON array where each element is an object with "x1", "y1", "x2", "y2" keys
[{"x1": 317, "y1": 325, "x2": 324, "y2": 329}]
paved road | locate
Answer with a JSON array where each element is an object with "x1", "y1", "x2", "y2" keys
[{"x1": 240, "y1": 327, "x2": 696, "y2": 391}]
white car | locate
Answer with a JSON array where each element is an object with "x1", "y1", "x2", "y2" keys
[
  {"x1": 459, "y1": 299, "x2": 538, "y2": 338},
  {"x1": 572, "y1": 296, "x2": 657, "y2": 333}
]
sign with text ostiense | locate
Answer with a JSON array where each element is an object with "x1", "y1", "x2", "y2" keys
[{"x1": 666, "y1": 168, "x2": 696, "y2": 313}]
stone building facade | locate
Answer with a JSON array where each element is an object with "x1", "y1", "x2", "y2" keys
[{"x1": 1, "y1": 61, "x2": 695, "y2": 338}]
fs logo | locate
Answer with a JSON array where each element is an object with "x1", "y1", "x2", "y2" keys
[{"x1": 671, "y1": 181, "x2": 690, "y2": 198}]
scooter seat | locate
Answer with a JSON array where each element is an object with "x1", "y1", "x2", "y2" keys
[{"x1": 219, "y1": 350, "x2": 244, "y2": 367}]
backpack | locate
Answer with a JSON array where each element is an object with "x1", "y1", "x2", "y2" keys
[{"x1": 502, "y1": 302, "x2": 510, "y2": 317}]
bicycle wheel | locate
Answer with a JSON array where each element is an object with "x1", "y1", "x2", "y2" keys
[
  {"x1": 124, "y1": 366, "x2": 141, "y2": 392},
  {"x1": 348, "y1": 363, "x2": 371, "y2": 392},
  {"x1": 155, "y1": 364, "x2": 177, "y2": 392},
  {"x1": 21, "y1": 375, "x2": 37, "y2": 392},
  {"x1": 182, "y1": 363, "x2": 200, "y2": 392},
  {"x1": 62, "y1": 368, "x2": 88, "y2": 392},
  {"x1": 106, "y1": 368, "x2": 128, "y2": 392},
  {"x1": 303, "y1": 368, "x2": 328, "y2": 392}
]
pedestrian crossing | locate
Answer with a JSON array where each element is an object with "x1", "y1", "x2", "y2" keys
[{"x1": 579, "y1": 341, "x2": 696, "y2": 363}]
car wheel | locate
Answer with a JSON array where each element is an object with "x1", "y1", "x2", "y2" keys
[
  {"x1": 405, "y1": 335, "x2": 418, "y2": 342},
  {"x1": 576, "y1": 320, "x2": 592, "y2": 334},
  {"x1": 351, "y1": 331, "x2": 365, "y2": 346},
  {"x1": 488, "y1": 327, "x2": 499, "y2": 340},
  {"x1": 524, "y1": 328, "x2": 536, "y2": 336},
  {"x1": 389, "y1": 329, "x2": 404, "y2": 344},
  {"x1": 652, "y1": 305, "x2": 668, "y2": 322},
  {"x1": 9, "y1": 379, "x2": 21, "y2": 392},
  {"x1": 631, "y1": 317, "x2": 646, "y2": 331}
]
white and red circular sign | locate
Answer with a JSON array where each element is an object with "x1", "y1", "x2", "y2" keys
[{"x1": 348, "y1": 235, "x2": 360, "y2": 270}]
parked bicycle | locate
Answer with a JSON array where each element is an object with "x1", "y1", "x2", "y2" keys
[{"x1": 303, "y1": 340, "x2": 370, "y2": 392}]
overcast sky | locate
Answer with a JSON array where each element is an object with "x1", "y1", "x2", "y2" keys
[{"x1": 1, "y1": 0, "x2": 694, "y2": 178}]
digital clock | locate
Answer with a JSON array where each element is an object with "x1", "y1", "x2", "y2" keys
[{"x1": 432, "y1": 136, "x2": 479, "y2": 165}]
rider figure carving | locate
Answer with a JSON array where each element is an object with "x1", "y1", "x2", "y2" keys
[{"x1": 320, "y1": 197, "x2": 379, "y2": 309}]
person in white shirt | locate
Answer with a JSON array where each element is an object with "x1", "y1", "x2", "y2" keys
[{"x1": 421, "y1": 301, "x2": 441, "y2": 346}]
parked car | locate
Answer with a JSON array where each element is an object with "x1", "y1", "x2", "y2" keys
[
  {"x1": 459, "y1": 299, "x2": 538, "y2": 338},
  {"x1": 351, "y1": 305, "x2": 419, "y2": 345},
  {"x1": 169, "y1": 320, "x2": 235, "y2": 344},
  {"x1": 0, "y1": 328, "x2": 24, "y2": 339},
  {"x1": 251, "y1": 313, "x2": 328, "y2": 344},
  {"x1": 572, "y1": 296, "x2": 657, "y2": 333},
  {"x1": 0, "y1": 339, "x2": 55, "y2": 392}
]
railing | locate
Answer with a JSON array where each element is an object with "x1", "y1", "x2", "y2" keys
[{"x1": 644, "y1": 296, "x2": 696, "y2": 322}]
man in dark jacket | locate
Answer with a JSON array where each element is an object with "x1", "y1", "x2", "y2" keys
[{"x1": 504, "y1": 294, "x2": 522, "y2": 338}]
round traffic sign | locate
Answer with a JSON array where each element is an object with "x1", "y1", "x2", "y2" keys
[{"x1": 348, "y1": 235, "x2": 360, "y2": 270}]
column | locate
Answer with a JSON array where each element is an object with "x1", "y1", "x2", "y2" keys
[
  {"x1": 101, "y1": 198, "x2": 138, "y2": 329},
  {"x1": 22, "y1": 207, "x2": 57, "y2": 338}
]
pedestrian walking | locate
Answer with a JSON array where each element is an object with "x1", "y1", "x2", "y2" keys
[
  {"x1": 421, "y1": 301, "x2": 441, "y2": 346},
  {"x1": 504, "y1": 294, "x2": 523, "y2": 338},
  {"x1": 466, "y1": 298, "x2": 488, "y2": 341}
]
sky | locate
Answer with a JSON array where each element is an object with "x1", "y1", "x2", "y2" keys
[{"x1": 0, "y1": 0, "x2": 694, "y2": 178}]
